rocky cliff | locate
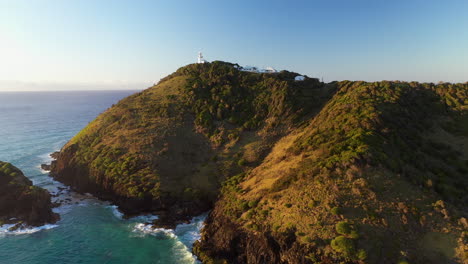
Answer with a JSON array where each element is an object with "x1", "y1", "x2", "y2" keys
[{"x1": 0, "y1": 161, "x2": 59, "y2": 227}]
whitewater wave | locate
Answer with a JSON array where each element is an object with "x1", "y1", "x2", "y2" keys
[
  {"x1": 133, "y1": 223, "x2": 177, "y2": 238},
  {"x1": 174, "y1": 214, "x2": 206, "y2": 245},
  {"x1": 38, "y1": 166, "x2": 50, "y2": 174},
  {"x1": 132, "y1": 223, "x2": 198, "y2": 263},
  {"x1": 0, "y1": 223, "x2": 58, "y2": 237},
  {"x1": 50, "y1": 186, "x2": 101, "y2": 215},
  {"x1": 107, "y1": 205, "x2": 160, "y2": 223},
  {"x1": 36, "y1": 146, "x2": 61, "y2": 174},
  {"x1": 107, "y1": 205, "x2": 124, "y2": 219},
  {"x1": 128, "y1": 214, "x2": 159, "y2": 222},
  {"x1": 131, "y1": 213, "x2": 207, "y2": 263},
  {"x1": 38, "y1": 152, "x2": 54, "y2": 163}
]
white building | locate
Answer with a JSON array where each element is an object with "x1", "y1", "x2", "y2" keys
[
  {"x1": 241, "y1": 66, "x2": 258, "y2": 72},
  {"x1": 295, "y1": 75, "x2": 305, "y2": 81},
  {"x1": 239, "y1": 65, "x2": 277, "y2": 73},
  {"x1": 197, "y1": 52, "x2": 206, "y2": 64}
]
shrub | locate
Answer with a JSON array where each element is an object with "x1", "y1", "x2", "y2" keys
[
  {"x1": 331, "y1": 207, "x2": 340, "y2": 215},
  {"x1": 335, "y1": 221, "x2": 351, "y2": 235},
  {"x1": 308, "y1": 200, "x2": 317, "y2": 207},
  {"x1": 305, "y1": 253, "x2": 317, "y2": 262},
  {"x1": 349, "y1": 230, "x2": 359, "y2": 239},
  {"x1": 330, "y1": 236, "x2": 355, "y2": 257},
  {"x1": 284, "y1": 222, "x2": 296, "y2": 232},
  {"x1": 248, "y1": 200, "x2": 259, "y2": 208},
  {"x1": 285, "y1": 203, "x2": 293, "y2": 208},
  {"x1": 251, "y1": 224, "x2": 259, "y2": 231},
  {"x1": 245, "y1": 210, "x2": 255, "y2": 219},
  {"x1": 357, "y1": 249, "x2": 367, "y2": 260},
  {"x1": 237, "y1": 158, "x2": 246, "y2": 166},
  {"x1": 240, "y1": 201, "x2": 249, "y2": 211}
]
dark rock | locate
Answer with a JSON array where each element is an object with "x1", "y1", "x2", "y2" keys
[
  {"x1": 41, "y1": 164, "x2": 51, "y2": 171},
  {"x1": 8, "y1": 222, "x2": 23, "y2": 231},
  {"x1": 0, "y1": 161, "x2": 59, "y2": 226},
  {"x1": 50, "y1": 151, "x2": 60, "y2": 159}
]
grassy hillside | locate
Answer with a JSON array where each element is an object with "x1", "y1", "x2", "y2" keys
[
  {"x1": 0, "y1": 161, "x2": 58, "y2": 226},
  {"x1": 51, "y1": 61, "x2": 327, "y2": 222},
  {"x1": 194, "y1": 81, "x2": 468, "y2": 264},
  {"x1": 51, "y1": 61, "x2": 467, "y2": 262}
]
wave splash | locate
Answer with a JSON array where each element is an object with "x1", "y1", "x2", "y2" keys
[
  {"x1": 132, "y1": 213, "x2": 207, "y2": 263},
  {"x1": 0, "y1": 223, "x2": 58, "y2": 237}
]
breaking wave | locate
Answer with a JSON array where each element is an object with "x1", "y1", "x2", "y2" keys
[
  {"x1": 0, "y1": 223, "x2": 58, "y2": 237},
  {"x1": 131, "y1": 213, "x2": 208, "y2": 263}
]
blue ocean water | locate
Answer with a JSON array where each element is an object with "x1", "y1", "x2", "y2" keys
[{"x1": 0, "y1": 91, "x2": 203, "y2": 264}]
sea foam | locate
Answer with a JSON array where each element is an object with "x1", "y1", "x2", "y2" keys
[
  {"x1": 108, "y1": 205, "x2": 124, "y2": 219},
  {"x1": 131, "y1": 213, "x2": 207, "y2": 263},
  {"x1": 0, "y1": 223, "x2": 58, "y2": 237},
  {"x1": 133, "y1": 223, "x2": 177, "y2": 239}
]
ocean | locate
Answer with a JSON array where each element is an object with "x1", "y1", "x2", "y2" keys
[{"x1": 0, "y1": 91, "x2": 204, "y2": 264}]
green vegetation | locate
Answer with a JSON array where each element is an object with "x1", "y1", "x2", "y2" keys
[
  {"x1": 52, "y1": 61, "x2": 467, "y2": 263},
  {"x1": 357, "y1": 249, "x2": 367, "y2": 260},
  {"x1": 331, "y1": 207, "x2": 340, "y2": 215},
  {"x1": 0, "y1": 161, "x2": 57, "y2": 226},
  {"x1": 331, "y1": 235, "x2": 355, "y2": 257},
  {"x1": 195, "y1": 79, "x2": 468, "y2": 264},
  {"x1": 335, "y1": 221, "x2": 351, "y2": 235},
  {"x1": 52, "y1": 61, "x2": 327, "y2": 217}
]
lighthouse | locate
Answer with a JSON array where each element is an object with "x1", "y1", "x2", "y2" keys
[{"x1": 197, "y1": 52, "x2": 206, "y2": 64}]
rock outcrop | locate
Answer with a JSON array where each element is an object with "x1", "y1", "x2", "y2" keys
[{"x1": 0, "y1": 161, "x2": 59, "y2": 226}]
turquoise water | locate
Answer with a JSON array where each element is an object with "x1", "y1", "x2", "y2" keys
[{"x1": 0, "y1": 91, "x2": 204, "y2": 264}]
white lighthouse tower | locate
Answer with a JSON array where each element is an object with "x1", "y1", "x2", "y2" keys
[{"x1": 197, "y1": 52, "x2": 206, "y2": 64}]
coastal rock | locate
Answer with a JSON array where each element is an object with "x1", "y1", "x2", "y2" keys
[
  {"x1": 0, "y1": 161, "x2": 59, "y2": 226},
  {"x1": 41, "y1": 163, "x2": 51, "y2": 171},
  {"x1": 50, "y1": 151, "x2": 60, "y2": 160}
]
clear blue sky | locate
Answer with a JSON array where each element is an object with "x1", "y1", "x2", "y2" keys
[{"x1": 1, "y1": 0, "x2": 467, "y2": 90}]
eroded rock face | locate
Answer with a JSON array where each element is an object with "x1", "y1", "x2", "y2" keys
[
  {"x1": 0, "y1": 161, "x2": 59, "y2": 226},
  {"x1": 194, "y1": 206, "x2": 313, "y2": 264}
]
